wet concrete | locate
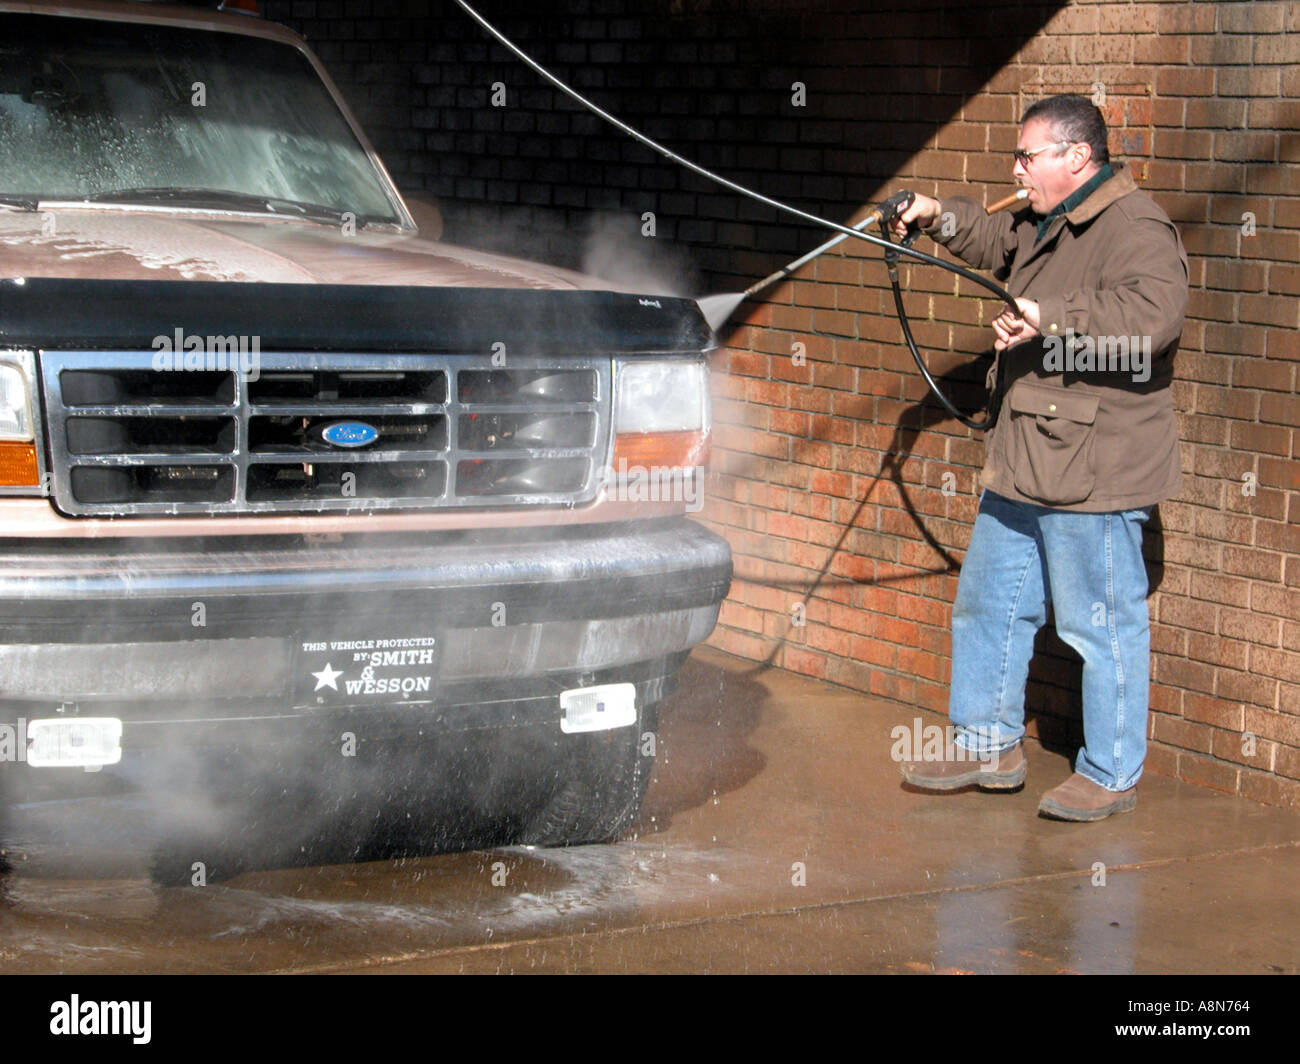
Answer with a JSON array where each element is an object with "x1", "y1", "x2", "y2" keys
[{"x1": 1, "y1": 645, "x2": 1297, "y2": 974}]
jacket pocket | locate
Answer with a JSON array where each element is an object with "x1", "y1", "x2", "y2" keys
[{"x1": 1006, "y1": 380, "x2": 1100, "y2": 505}]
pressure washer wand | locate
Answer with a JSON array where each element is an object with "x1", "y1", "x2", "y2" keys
[
  {"x1": 740, "y1": 191, "x2": 916, "y2": 301},
  {"x1": 696, "y1": 191, "x2": 918, "y2": 332}
]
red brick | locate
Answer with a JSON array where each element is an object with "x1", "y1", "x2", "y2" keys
[
  {"x1": 1244, "y1": 706, "x2": 1300, "y2": 746},
  {"x1": 1232, "y1": 358, "x2": 1295, "y2": 391},
  {"x1": 1183, "y1": 161, "x2": 1247, "y2": 194},
  {"x1": 1217, "y1": 67, "x2": 1281, "y2": 97},
  {"x1": 1143, "y1": 158, "x2": 1185, "y2": 190},
  {"x1": 1230, "y1": 420, "x2": 1291, "y2": 456},
  {"x1": 1176, "y1": 474, "x2": 1225, "y2": 511},
  {"x1": 1259, "y1": 455, "x2": 1300, "y2": 491},
  {"x1": 1226, "y1": 484, "x2": 1288, "y2": 520},
  {"x1": 823, "y1": 656, "x2": 873, "y2": 693},
  {"x1": 1261, "y1": 392, "x2": 1300, "y2": 427},
  {"x1": 961, "y1": 96, "x2": 1015, "y2": 123},
  {"x1": 768, "y1": 409, "x2": 809, "y2": 437},
  {"x1": 1269, "y1": 265, "x2": 1300, "y2": 297},
  {"x1": 1186, "y1": 288, "x2": 1237, "y2": 322},
  {"x1": 1159, "y1": 3, "x2": 1217, "y2": 33},
  {"x1": 787, "y1": 385, "x2": 833, "y2": 415},
  {"x1": 1275, "y1": 200, "x2": 1300, "y2": 231},
  {"x1": 1188, "y1": 569, "x2": 1251, "y2": 608},
  {"x1": 1153, "y1": 715, "x2": 1214, "y2": 753},
  {"x1": 1191, "y1": 35, "x2": 1254, "y2": 65},
  {"x1": 1157, "y1": 67, "x2": 1215, "y2": 96},
  {"x1": 1239, "y1": 770, "x2": 1300, "y2": 810},
  {"x1": 1215, "y1": 132, "x2": 1279, "y2": 165},
  {"x1": 706, "y1": 626, "x2": 767, "y2": 661},
  {"x1": 1185, "y1": 98, "x2": 1248, "y2": 129},
  {"x1": 777, "y1": 645, "x2": 828, "y2": 679},
  {"x1": 1143, "y1": 741, "x2": 1179, "y2": 779},
  {"x1": 1245, "y1": 165, "x2": 1300, "y2": 196},
  {"x1": 1156, "y1": 654, "x2": 1217, "y2": 695},
  {"x1": 1240, "y1": 294, "x2": 1299, "y2": 328},
  {"x1": 1156, "y1": 128, "x2": 1214, "y2": 159},
  {"x1": 1177, "y1": 750, "x2": 1240, "y2": 793},
  {"x1": 1217, "y1": 668, "x2": 1279, "y2": 709},
  {"x1": 1201, "y1": 325, "x2": 1263, "y2": 356},
  {"x1": 1254, "y1": 34, "x2": 1300, "y2": 65},
  {"x1": 1180, "y1": 226, "x2": 1239, "y2": 256},
  {"x1": 1252, "y1": 646, "x2": 1300, "y2": 685},
  {"x1": 1251, "y1": 584, "x2": 1300, "y2": 621},
  {"x1": 1221, "y1": 545, "x2": 1283, "y2": 581},
  {"x1": 1278, "y1": 745, "x2": 1300, "y2": 782},
  {"x1": 1257, "y1": 519, "x2": 1300, "y2": 554},
  {"x1": 1195, "y1": 384, "x2": 1259, "y2": 421},
  {"x1": 1133, "y1": 35, "x2": 1188, "y2": 65},
  {"x1": 1221, "y1": 1, "x2": 1286, "y2": 33},
  {"x1": 1183, "y1": 693, "x2": 1246, "y2": 731},
  {"x1": 1212, "y1": 727, "x2": 1275, "y2": 771}
]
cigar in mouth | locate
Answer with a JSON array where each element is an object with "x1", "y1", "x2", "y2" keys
[{"x1": 987, "y1": 188, "x2": 1030, "y2": 214}]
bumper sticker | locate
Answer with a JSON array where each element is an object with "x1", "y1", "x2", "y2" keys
[{"x1": 296, "y1": 636, "x2": 438, "y2": 706}]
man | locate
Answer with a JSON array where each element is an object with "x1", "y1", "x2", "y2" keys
[{"x1": 891, "y1": 94, "x2": 1188, "y2": 821}]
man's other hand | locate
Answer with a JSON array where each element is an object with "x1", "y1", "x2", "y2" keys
[{"x1": 991, "y1": 298, "x2": 1041, "y2": 351}]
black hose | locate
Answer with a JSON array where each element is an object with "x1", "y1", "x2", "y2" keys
[
  {"x1": 880, "y1": 220, "x2": 1006, "y2": 430},
  {"x1": 453, "y1": 0, "x2": 1016, "y2": 427},
  {"x1": 452, "y1": 0, "x2": 1021, "y2": 317}
]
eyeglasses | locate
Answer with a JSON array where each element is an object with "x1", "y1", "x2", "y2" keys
[{"x1": 1012, "y1": 141, "x2": 1071, "y2": 166}]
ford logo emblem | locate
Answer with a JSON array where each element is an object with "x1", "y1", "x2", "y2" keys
[{"x1": 320, "y1": 421, "x2": 379, "y2": 448}]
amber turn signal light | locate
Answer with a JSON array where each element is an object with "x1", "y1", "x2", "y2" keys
[
  {"x1": 612, "y1": 430, "x2": 710, "y2": 470},
  {"x1": 0, "y1": 441, "x2": 39, "y2": 488}
]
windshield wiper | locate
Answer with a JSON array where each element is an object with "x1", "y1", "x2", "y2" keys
[
  {"x1": 0, "y1": 194, "x2": 40, "y2": 212},
  {"x1": 81, "y1": 187, "x2": 386, "y2": 227}
]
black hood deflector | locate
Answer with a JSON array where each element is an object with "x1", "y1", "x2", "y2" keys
[{"x1": 0, "y1": 278, "x2": 714, "y2": 355}]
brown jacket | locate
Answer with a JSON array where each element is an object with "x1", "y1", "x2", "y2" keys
[{"x1": 924, "y1": 164, "x2": 1188, "y2": 512}]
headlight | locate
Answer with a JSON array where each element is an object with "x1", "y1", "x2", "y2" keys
[
  {"x1": 609, "y1": 359, "x2": 710, "y2": 492},
  {"x1": 0, "y1": 357, "x2": 34, "y2": 440},
  {"x1": 0, "y1": 352, "x2": 41, "y2": 490},
  {"x1": 614, "y1": 360, "x2": 707, "y2": 434}
]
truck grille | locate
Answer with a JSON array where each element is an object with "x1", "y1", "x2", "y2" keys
[{"x1": 41, "y1": 352, "x2": 610, "y2": 516}]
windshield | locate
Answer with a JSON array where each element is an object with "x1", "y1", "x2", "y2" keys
[{"x1": 0, "y1": 14, "x2": 404, "y2": 225}]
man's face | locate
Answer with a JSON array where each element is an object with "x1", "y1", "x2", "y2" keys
[{"x1": 1013, "y1": 117, "x2": 1094, "y2": 214}]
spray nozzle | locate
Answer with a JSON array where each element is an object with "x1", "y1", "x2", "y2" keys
[
  {"x1": 878, "y1": 190, "x2": 920, "y2": 271},
  {"x1": 874, "y1": 189, "x2": 916, "y2": 227}
]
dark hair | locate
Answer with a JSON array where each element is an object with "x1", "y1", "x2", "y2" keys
[{"x1": 1021, "y1": 94, "x2": 1110, "y2": 166}]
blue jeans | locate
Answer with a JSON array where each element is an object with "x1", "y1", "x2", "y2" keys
[{"x1": 949, "y1": 489, "x2": 1153, "y2": 791}]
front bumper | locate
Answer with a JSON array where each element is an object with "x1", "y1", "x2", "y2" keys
[
  {"x1": 0, "y1": 516, "x2": 730, "y2": 717},
  {"x1": 0, "y1": 516, "x2": 730, "y2": 867}
]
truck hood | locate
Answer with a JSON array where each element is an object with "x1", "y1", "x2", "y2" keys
[{"x1": 0, "y1": 208, "x2": 603, "y2": 291}]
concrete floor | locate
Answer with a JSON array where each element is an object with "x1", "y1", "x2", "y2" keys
[{"x1": 1, "y1": 645, "x2": 1297, "y2": 974}]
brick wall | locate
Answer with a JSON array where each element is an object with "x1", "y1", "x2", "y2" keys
[{"x1": 264, "y1": 0, "x2": 1300, "y2": 808}]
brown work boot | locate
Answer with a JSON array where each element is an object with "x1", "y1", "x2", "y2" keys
[
  {"x1": 1038, "y1": 773, "x2": 1137, "y2": 822},
  {"x1": 900, "y1": 742, "x2": 1026, "y2": 792}
]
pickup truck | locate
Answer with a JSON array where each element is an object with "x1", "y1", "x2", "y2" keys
[{"x1": 0, "y1": 0, "x2": 730, "y2": 874}]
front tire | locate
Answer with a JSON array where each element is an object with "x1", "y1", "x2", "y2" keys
[{"x1": 517, "y1": 702, "x2": 658, "y2": 847}]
